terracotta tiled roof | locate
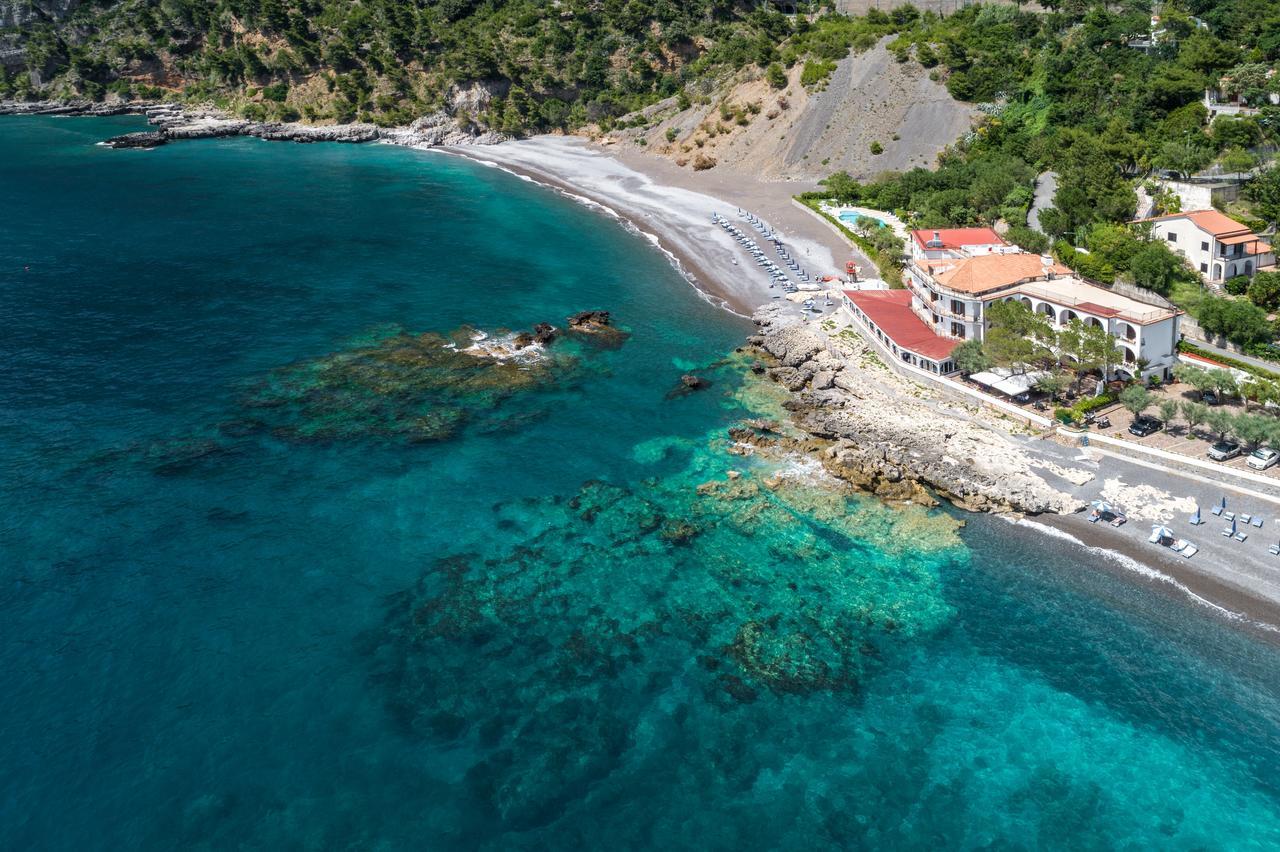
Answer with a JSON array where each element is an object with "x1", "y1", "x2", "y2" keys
[
  {"x1": 911, "y1": 227, "x2": 1006, "y2": 250},
  {"x1": 1074, "y1": 301, "x2": 1122, "y2": 317},
  {"x1": 1138, "y1": 209, "x2": 1252, "y2": 238},
  {"x1": 926, "y1": 254, "x2": 1071, "y2": 295},
  {"x1": 844, "y1": 289, "x2": 959, "y2": 361}
]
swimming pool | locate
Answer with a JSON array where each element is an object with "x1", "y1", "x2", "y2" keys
[{"x1": 838, "y1": 210, "x2": 889, "y2": 228}]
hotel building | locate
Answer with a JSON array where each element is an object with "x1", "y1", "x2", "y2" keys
[{"x1": 843, "y1": 229, "x2": 1183, "y2": 380}]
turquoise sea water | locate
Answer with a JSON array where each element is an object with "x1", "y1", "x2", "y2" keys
[{"x1": 4, "y1": 117, "x2": 1280, "y2": 849}]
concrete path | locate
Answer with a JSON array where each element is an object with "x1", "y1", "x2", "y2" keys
[{"x1": 1028, "y1": 171, "x2": 1057, "y2": 234}]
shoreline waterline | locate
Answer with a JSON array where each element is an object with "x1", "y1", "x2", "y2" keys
[{"x1": 6, "y1": 110, "x2": 1276, "y2": 638}]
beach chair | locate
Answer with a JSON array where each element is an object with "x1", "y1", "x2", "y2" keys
[
  {"x1": 1269, "y1": 542, "x2": 1280, "y2": 556},
  {"x1": 1224, "y1": 512, "x2": 1236, "y2": 522},
  {"x1": 1088, "y1": 513, "x2": 1100, "y2": 523},
  {"x1": 1181, "y1": 544, "x2": 1199, "y2": 558},
  {"x1": 1241, "y1": 514, "x2": 1253, "y2": 525},
  {"x1": 1252, "y1": 516, "x2": 1264, "y2": 528},
  {"x1": 1212, "y1": 505, "x2": 1224, "y2": 516},
  {"x1": 1236, "y1": 532, "x2": 1249, "y2": 542},
  {"x1": 1223, "y1": 526, "x2": 1234, "y2": 537},
  {"x1": 1171, "y1": 539, "x2": 1188, "y2": 553},
  {"x1": 1110, "y1": 516, "x2": 1126, "y2": 527}
]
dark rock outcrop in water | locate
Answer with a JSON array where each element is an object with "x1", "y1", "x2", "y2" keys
[
  {"x1": 565, "y1": 309, "x2": 630, "y2": 348},
  {"x1": 665, "y1": 374, "x2": 711, "y2": 400},
  {"x1": 104, "y1": 130, "x2": 166, "y2": 149}
]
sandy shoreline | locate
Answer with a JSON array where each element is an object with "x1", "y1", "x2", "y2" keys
[{"x1": 437, "y1": 136, "x2": 870, "y2": 317}]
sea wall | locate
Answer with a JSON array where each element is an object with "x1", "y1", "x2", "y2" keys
[{"x1": 747, "y1": 305, "x2": 1086, "y2": 515}]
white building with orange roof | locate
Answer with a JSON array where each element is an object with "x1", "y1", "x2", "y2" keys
[
  {"x1": 1140, "y1": 209, "x2": 1275, "y2": 283},
  {"x1": 900, "y1": 242, "x2": 1183, "y2": 380}
]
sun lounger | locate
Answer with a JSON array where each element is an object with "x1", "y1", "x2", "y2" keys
[
  {"x1": 1171, "y1": 539, "x2": 1188, "y2": 553},
  {"x1": 1212, "y1": 506, "x2": 1224, "y2": 516},
  {"x1": 1148, "y1": 530, "x2": 1163, "y2": 543},
  {"x1": 1181, "y1": 544, "x2": 1199, "y2": 558},
  {"x1": 1224, "y1": 512, "x2": 1235, "y2": 522},
  {"x1": 1252, "y1": 517, "x2": 1264, "y2": 528},
  {"x1": 1088, "y1": 513, "x2": 1100, "y2": 523},
  {"x1": 1241, "y1": 514, "x2": 1252, "y2": 524},
  {"x1": 1110, "y1": 516, "x2": 1126, "y2": 527},
  {"x1": 1235, "y1": 532, "x2": 1249, "y2": 542},
  {"x1": 1269, "y1": 544, "x2": 1280, "y2": 555},
  {"x1": 1223, "y1": 526, "x2": 1234, "y2": 537}
]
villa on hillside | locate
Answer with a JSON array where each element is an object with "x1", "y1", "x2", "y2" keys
[
  {"x1": 1139, "y1": 209, "x2": 1275, "y2": 282},
  {"x1": 842, "y1": 228, "x2": 1183, "y2": 380},
  {"x1": 1202, "y1": 71, "x2": 1279, "y2": 119}
]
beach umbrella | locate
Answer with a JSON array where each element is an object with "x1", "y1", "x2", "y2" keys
[
  {"x1": 1190, "y1": 506, "x2": 1201, "y2": 525},
  {"x1": 1152, "y1": 525, "x2": 1174, "y2": 540},
  {"x1": 1091, "y1": 500, "x2": 1114, "y2": 513},
  {"x1": 1219, "y1": 496, "x2": 1227, "y2": 510},
  {"x1": 1230, "y1": 517, "x2": 1238, "y2": 536}
]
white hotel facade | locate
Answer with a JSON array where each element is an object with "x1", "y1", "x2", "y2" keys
[{"x1": 894, "y1": 229, "x2": 1183, "y2": 379}]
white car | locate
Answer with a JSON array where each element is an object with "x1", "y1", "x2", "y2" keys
[{"x1": 1248, "y1": 447, "x2": 1280, "y2": 470}]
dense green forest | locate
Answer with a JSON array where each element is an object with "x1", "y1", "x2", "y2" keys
[{"x1": 0, "y1": 0, "x2": 885, "y2": 128}]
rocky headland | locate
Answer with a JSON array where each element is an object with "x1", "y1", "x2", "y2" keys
[
  {"x1": 0, "y1": 99, "x2": 506, "y2": 149},
  {"x1": 744, "y1": 305, "x2": 1088, "y2": 516}
]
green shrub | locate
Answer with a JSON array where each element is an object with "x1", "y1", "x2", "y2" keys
[
  {"x1": 869, "y1": 141, "x2": 883, "y2": 155},
  {"x1": 1224, "y1": 276, "x2": 1250, "y2": 296}
]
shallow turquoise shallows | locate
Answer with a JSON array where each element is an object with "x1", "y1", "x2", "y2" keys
[{"x1": 4, "y1": 117, "x2": 1280, "y2": 850}]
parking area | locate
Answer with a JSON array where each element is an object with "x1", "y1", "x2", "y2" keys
[{"x1": 991, "y1": 379, "x2": 1280, "y2": 482}]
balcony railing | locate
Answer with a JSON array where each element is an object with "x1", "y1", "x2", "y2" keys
[
  {"x1": 1011, "y1": 283, "x2": 1176, "y2": 325},
  {"x1": 906, "y1": 277, "x2": 970, "y2": 321}
]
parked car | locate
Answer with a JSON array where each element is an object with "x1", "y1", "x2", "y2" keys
[
  {"x1": 1248, "y1": 447, "x2": 1280, "y2": 470},
  {"x1": 1208, "y1": 440, "x2": 1242, "y2": 461},
  {"x1": 1128, "y1": 415, "x2": 1163, "y2": 437},
  {"x1": 1202, "y1": 390, "x2": 1219, "y2": 406}
]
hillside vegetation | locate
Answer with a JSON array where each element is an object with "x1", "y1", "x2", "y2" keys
[{"x1": 0, "y1": 0, "x2": 900, "y2": 128}]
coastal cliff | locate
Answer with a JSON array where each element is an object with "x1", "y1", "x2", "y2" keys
[{"x1": 747, "y1": 305, "x2": 1087, "y2": 516}]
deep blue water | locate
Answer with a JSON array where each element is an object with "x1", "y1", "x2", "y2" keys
[{"x1": 4, "y1": 116, "x2": 1280, "y2": 849}]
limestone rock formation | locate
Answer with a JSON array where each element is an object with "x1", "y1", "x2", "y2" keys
[{"x1": 751, "y1": 304, "x2": 1086, "y2": 516}]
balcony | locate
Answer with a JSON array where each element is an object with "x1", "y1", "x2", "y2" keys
[{"x1": 906, "y1": 277, "x2": 969, "y2": 321}]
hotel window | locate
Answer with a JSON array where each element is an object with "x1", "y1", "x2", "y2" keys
[
  {"x1": 1200, "y1": 262, "x2": 1208, "y2": 272},
  {"x1": 1167, "y1": 233, "x2": 1176, "y2": 242},
  {"x1": 950, "y1": 322, "x2": 966, "y2": 339},
  {"x1": 1200, "y1": 241, "x2": 1209, "y2": 251},
  {"x1": 950, "y1": 300, "x2": 965, "y2": 317}
]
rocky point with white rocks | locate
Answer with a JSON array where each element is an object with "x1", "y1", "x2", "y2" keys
[
  {"x1": 0, "y1": 99, "x2": 506, "y2": 149},
  {"x1": 744, "y1": 304, "x2": 1087, "y2": 516}
]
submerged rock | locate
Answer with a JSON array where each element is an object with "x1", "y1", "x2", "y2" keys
[{"x1": 237, "y1": 322, "x2": 590, "y2": 444}]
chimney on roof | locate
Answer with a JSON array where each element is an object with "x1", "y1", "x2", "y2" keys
[
  {"x1": 1041, "y1": 255, "x2": 1054, "y2": 280},
  {"x1": 926, "y1": 230, "x2": 943, "y2": 248}
]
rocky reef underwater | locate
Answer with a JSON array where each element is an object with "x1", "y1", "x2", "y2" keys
[{"x1": 357, "y1": 361, "x2": 966, "y2": 835}]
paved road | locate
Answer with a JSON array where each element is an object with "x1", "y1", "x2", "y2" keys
[
  {"x1": 1027, "y1": 171, "x2": 1057, "y2": 235},
  {"x1": 1188, "y1": 337, "x2": 1280, "y2": 376}
]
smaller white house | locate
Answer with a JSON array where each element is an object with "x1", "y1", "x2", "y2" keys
[
  {"x1": 1140, "y1": 209, "x2": 1275, "y2": 282},
  {"x1": 1203, "y1": 70, "x2": 1279, "y2": 119}
]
